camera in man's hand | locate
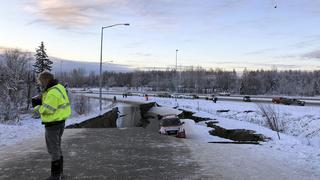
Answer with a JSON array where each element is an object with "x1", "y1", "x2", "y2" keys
[{"x1": 32, "y1": 95, "x2": 42, "y2": 108}]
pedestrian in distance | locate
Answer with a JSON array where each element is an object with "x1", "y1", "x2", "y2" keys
[
  {"x1": 32, "y1": 71, "x2": 71, "y2": 180},
  {"x1": 213, "y1": 97, "x2": 218, "y2": 103}
]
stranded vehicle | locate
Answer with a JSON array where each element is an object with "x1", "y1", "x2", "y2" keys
[{"x1": 159, "y1": 115, "x2": 186, "y2": 138}]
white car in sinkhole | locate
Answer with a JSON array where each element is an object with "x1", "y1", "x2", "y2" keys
[{"x1": 159, "y1": 115, "x2": 186, "y2": 138}]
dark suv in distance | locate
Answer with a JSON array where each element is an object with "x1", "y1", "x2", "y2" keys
[
  {"x1": 191, "y1": 94, "x2": 199, "y2": 99},
  {"x1": 291, "y1": 99, "x2": 306, "y2": 106},
  {"x1": 243, "y1": 96, "x2": 251, "y2": 102},
  {"x1": 156, "y1": 92, "x2": 172, "y2": 98}
]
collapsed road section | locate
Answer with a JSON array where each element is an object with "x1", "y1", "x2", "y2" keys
[
  {"x1": 66, "y1": 98, "x2": 269, "y2": 144},
  {"x1": 66, "y1": 102, "x2": 155, "y2": 129}
]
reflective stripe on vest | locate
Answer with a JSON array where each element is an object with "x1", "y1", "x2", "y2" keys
[
  {"x1": 43, "y1": 103, "x2": 70, "y2": 112},
  {"x1": 43, "y1": 104, "x2": 57, "y2": 112}
]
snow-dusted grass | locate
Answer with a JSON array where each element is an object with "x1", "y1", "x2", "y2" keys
[{"x1": 0, "y1": 114, "x2": 43, "y2": 148}]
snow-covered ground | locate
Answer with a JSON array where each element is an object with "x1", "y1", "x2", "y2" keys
[
  {"x1": 1, "y1": 93, "x2": 320, "y2": 174},
  {"x1": 0, "y1": 97, "x2": 113, "y2": 148}
]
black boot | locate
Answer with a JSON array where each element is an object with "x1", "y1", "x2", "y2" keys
[
  {"x1": 46, "y1": 160, "x2": 63, "y2": 180},
  {"x1": 59, "y1": 156, "x2": 63, "y2": 176}
]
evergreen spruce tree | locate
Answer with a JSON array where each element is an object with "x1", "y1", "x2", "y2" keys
[{"x1": 33, "y1": 42, "x2": 53, "y2": 74}]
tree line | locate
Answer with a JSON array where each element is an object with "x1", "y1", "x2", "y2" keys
[{"x1": 56, "y1": 67, "x2": 320, "y2": 96}]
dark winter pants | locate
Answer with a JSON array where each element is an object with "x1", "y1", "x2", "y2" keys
[{"x1": 45, "y1": 122, "x2": 65, "y2": 161}]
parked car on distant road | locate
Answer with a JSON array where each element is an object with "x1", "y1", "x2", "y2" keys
[
  {"x1": 205, "y1": 94, "x2": 218, "y2": 103},
  {"x1": 272, "y1": 97, "x2": 283, "y2": 104},
  {"x1": 172, "y1": 93, "x2": 183, "y2": 99},
  {"x1": 218, "y1": 92, "x2": 231, "y2": 96},
  {"x1": 243, "y1": 96, "x2": 251, "y2": 102},
  {"x1": 180, "y1": 95, "x2": 194, "y2": 99},
  {"x1": 123, "y1": 92, "x2": 132, "y2": 96},
  {"x1": 272, "y1": 97, "x2": 305, "y2": 106},
  {"x1": 190, "y1": 94, "x2": 199, "y2": 99},
  {"x1": 159, "y1": 115, "x2": 186, "y2": 138},
  {"x1": 291, "y1": 99, "x2": 306, "y2": 106},
  {"x1": 137, "y1": 93, "x2": 146, "y2": 97},
  {"x1": 156, "y1": 92, "x2": 172, "y2": 98}
]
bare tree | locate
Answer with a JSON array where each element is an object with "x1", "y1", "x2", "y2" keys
[
  {"x1": 0, "y1": 49, "x2": 32, "y2": 123},
  {"x1": 257, "y1": 103, "x2": 283, "y2": 140},
  {"x1": 71, "y1": 94, "x2": 92, "y2": 115}
]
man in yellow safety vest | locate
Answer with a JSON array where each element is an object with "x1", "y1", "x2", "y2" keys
[{"x1": 32, "y1": 71, "x2": 71, "y2": 180}]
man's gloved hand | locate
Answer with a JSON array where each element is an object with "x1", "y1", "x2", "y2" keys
[{"x1": 31, "y1": 95, "x2": 42, "y2": 108}]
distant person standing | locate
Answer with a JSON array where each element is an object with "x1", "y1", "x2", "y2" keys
[
  {"x1": 213, "y1": 96, "x2": 218, "y2": 103},
  {"x1": 145, "y1": 94, "x2": 149, "y2": 101},
  {"x1": 32, "y1": 71, "x2": 71, "y2": 180}
]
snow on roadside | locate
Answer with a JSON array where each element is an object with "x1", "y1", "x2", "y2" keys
[
  {"x1": 181, "y1": 119, "x2": 232, "y2": 142},
  {"x1": 0, "y1": 114, "x2": 43, "y2": 148},
  {"x1": 0, "y1": 98, "x2": 113, "y2": 149},
  {"x1": 148, "y1": 106, "x2": 182, "y2": 116}
]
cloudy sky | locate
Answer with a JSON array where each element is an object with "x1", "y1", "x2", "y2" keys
[{"x1": 1, "y1": 0, "x2": 320, "y2": 70}]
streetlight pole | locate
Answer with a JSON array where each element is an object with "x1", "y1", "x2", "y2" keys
[
  {"x1": 99, "y1": 23, "x2": 130, "y2": 112},
  {"x1": 175, "y1": 49, "x2": 179, "y2": 102},
  {"x1": 175, "y1": 49, "x2": 178, "y2": 70},
  {"x1": 176, "y1": 49, "x2": 179, "y2": 93}
]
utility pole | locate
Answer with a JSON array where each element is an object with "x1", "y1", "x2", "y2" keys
[
  {"x1": 175, "y1": 49, "x2": 178, "y2": 70},
  {"x1": 99, "y1": 23, "x2": 130, "y2": 112},
  {"x1": 175, "y1": 49, "x2": 179, "y2": 102}
]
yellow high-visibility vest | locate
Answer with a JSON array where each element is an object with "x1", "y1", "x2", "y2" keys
[{"x1": 35, "y1": 84, "x2": 71, "y2": 123}]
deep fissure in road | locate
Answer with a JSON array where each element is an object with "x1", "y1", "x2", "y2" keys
[
  {"x1": 178, "y1": 108, "x2": 269, "y2": 143},
  {"x1": 66, "y1": 102, "x2": 155, "y2": 129}
]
